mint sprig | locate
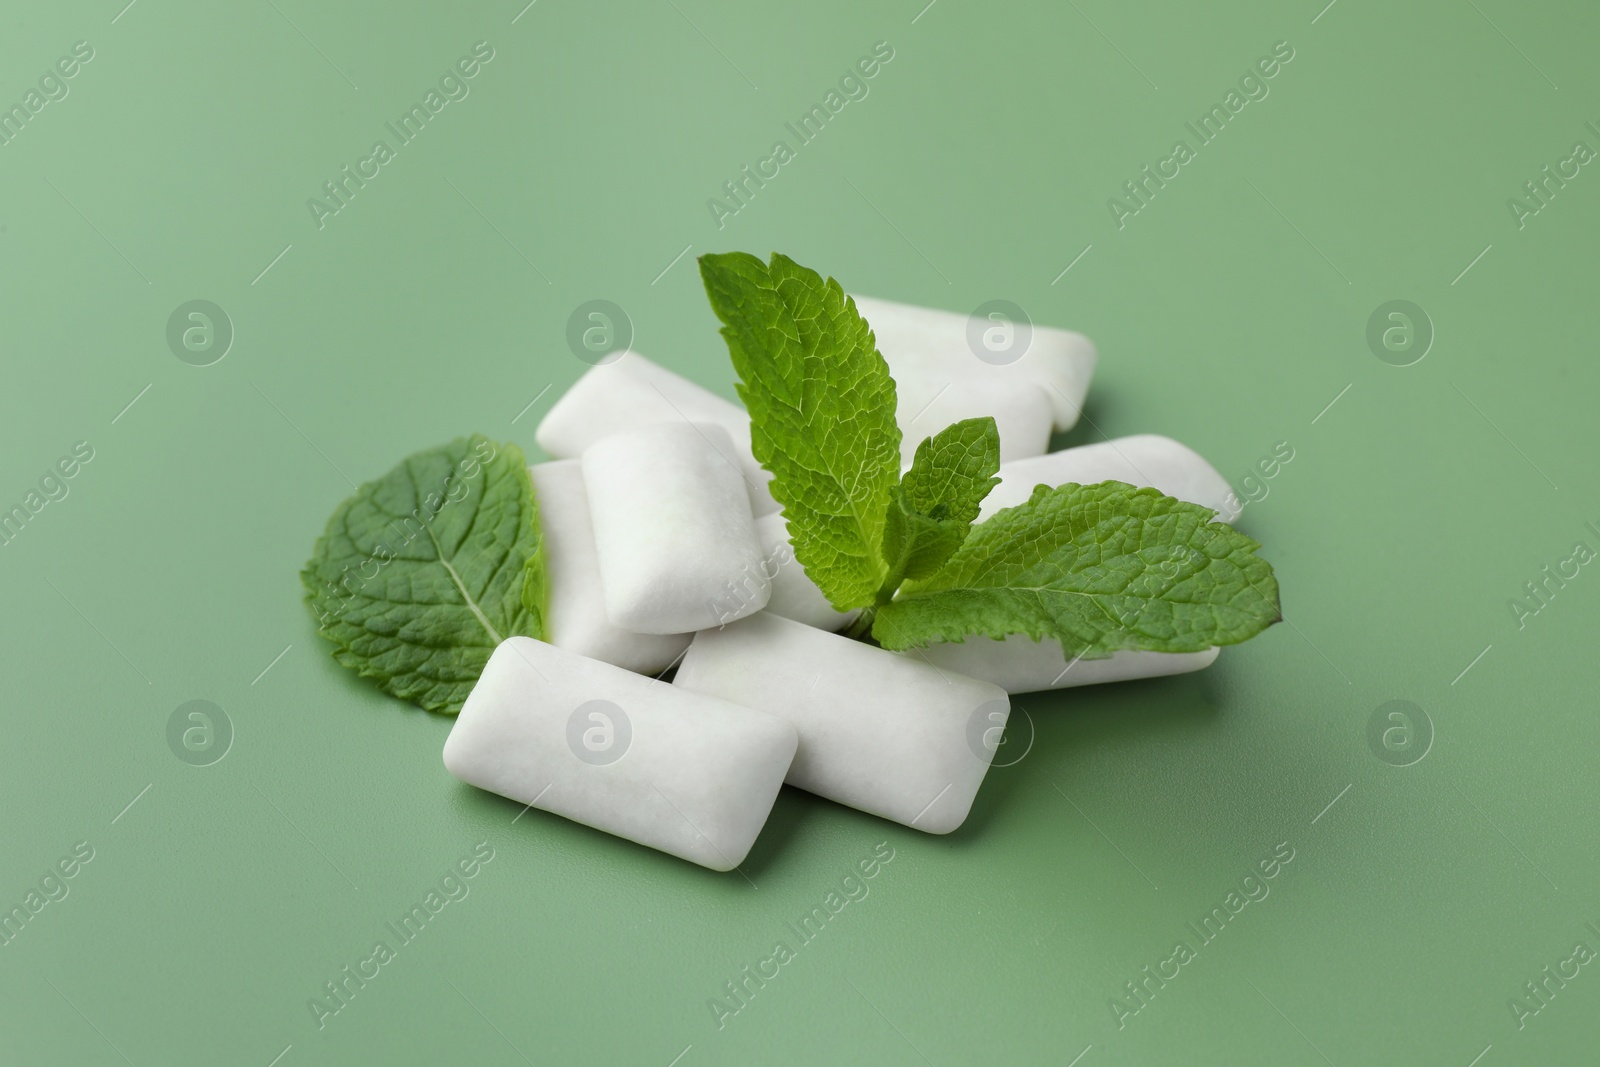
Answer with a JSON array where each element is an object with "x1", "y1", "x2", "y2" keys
[
  {"x1": 701, "y1": 251, "x2": 1281, "y2": 657},
  {"x1": 301, "y1": 435, "x2": 546, "y2": 714}
]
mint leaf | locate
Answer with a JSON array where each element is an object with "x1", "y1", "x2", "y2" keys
[
  {"x1": 699, "y1": 251, "x2": 901, "y2": 610},
  {"x1": 872, "y1": 481, "x2": 1280, "y2": 656},
  {"x1": 521, "y1": 538, "x2": 550, "y2": 627},
  {"x1": 882, "y1": 417, "x2": 1002, "y2": 584},
  {"x1": 301, "y1": 435, "x2": 545, "y2": 714}
]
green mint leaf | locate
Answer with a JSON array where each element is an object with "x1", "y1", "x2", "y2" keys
[
  {"x1": 872, "y1": 481, "x2": 1281, "y2": 656},
  {"x1": 899, "y1": 417, "x2": 1002, "y2": 526},
  {"x1": 521, "y1": 537, "x2": 550, "y2": 629},
  {"x1": 699, "y1": 251, "x2": 901, "y2": 610},
  {"x1": 301, "y1": 435, "x2": 545, "y2": 715},
  {"x1": 882, "y1": 417, "x2": 1002, "y2": 584}
]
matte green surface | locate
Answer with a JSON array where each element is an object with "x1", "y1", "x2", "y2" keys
[{"x1": 2, "y1": 1, "x2": 1595, "y2": 1064}]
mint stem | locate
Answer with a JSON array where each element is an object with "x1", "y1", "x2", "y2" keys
[{"x1": 842, "y1": 608, "x2": 877, "y2": 642}]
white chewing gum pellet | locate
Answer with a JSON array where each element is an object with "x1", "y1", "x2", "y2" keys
[
  {"x1": 753, "y1": 513, "x2": 857, "y2": 632},
  {"x1": 924, "y1": 433, "x2": 1235, "y2": 693},
  {"x1": 919, "y1": 640, "x2": 1221, "y2": 695},
  {"x1": 583, "y1": 422, "x2": 770, "y2": 634},
  {"x1": 980, "y1": 434, "x2": 1237, "y2": 520},
  {"x1": 674, "y1": 613, "x2": 1009, "y2": 834},
  {"x1": 852, "y1": 294, "x2": 1097, "y2": 431},
  {"x1": 897, "y1": 378, "x2": 1052, "y2": 469},
  {"x1": 535, "y1": 351, "x2": 777, "y2": 515},
  {"x1": 529, "y1": 461, "x2": 691, "y2": 674},
  {"x1": 443, "y1": 638, "x2": 798, "y2": 871}
]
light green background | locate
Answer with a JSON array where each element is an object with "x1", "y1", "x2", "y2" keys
[{"x1": 2, "y1": 0, "x2": 1596, "y2": 1063}]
